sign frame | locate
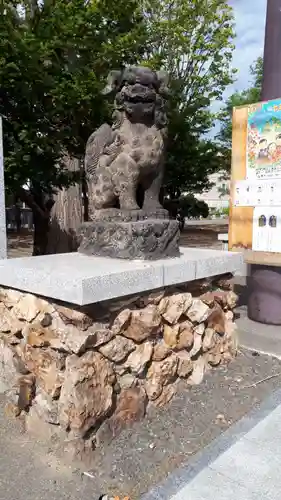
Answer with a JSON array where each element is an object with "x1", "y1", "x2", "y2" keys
[{"x1": 229, "y1": 101, "x2": 281, "y2": 266}]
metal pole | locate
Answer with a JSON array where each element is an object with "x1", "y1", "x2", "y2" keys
[
  {"x1": 247, "y1": 0, "x2": 281, "y2": 324},
  {"x1": 261, "y1": 0, "x2": 281, "y2": 101}
]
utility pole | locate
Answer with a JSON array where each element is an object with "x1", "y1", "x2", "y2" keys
[
  {"x1": 247, "y1": 0, "x2": 281, "y2": 324},
  {"x1": 262, "y1": 0, "x2": 281, "y2": 100}
]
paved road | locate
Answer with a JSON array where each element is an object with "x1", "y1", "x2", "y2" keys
[
  {"x1": 170, "y1": 401, "x2": 281, "y2": 500},
  {"x1": 237, "y1": 305, "x2": 281, "y2": 359},
  {"x1": 142, "y1": 390, "x2": 281, "y2": 500},
  {"x1": 184, "y1": 218, "x2": 228, "y2": 226}
]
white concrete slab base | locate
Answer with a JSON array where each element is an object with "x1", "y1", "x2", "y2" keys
[{"x1": 0, "y1": 247, "x2": 243, "y2": 305}]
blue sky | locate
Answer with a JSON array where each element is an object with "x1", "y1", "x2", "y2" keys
[
  {"x1": 210, "y1": 1, "x2": 266, "y2": 135},
  {"x1": 230, "y1": 0, "x2": 266, "y2": 93}
]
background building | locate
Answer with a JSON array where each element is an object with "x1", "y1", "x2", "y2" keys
[{"x1": 196, "y1": 171, "x2": 230, "y2": 210}]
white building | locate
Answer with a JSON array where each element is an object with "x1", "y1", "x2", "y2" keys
[{"x1": 195, "y1": 171, "x2": 230, "y2": 210}]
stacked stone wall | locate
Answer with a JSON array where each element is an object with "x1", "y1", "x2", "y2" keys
[{"x1": 0, "y1": 274, "x2": 238, "y2": 452}]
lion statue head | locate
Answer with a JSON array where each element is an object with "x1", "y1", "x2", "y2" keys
[{"x1": 102, "y1": 65, "x2": 169, "y2": 129}]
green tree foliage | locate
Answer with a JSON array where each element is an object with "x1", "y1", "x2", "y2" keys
[
  {"x1": 1, "y1": 0, "x2": 235, "y2": 201},
  {"x1": 217, "y1": 56, "x2": 263, "y2": 158},
  {"x1": 0, "y1": 0, "x2": 147, "y2": 194},
  {"x1": 1, "y1": 0, "x2": 237, "y2": 255},
  {"x1": 143, "y1": 0, "x2": 236, "y2": 197},
  {"x1": 1, "y1": 0, "x2": 149, "y2": 253}
]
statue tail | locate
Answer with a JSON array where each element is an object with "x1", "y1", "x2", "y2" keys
[{"x1": 84, "y1": 123, "x2": 115, "y2": 178}]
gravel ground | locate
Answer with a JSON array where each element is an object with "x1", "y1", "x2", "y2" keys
[
  {"x1": 180, "y1": 223, "x2": 228, "y2": 250},
  {"x1": 1, "y1": 348, "x2": 281, "y2": 500}
]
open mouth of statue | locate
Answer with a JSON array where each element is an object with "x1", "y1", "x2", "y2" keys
[{"x1": 126, "y1": 92, "x2": 156, "y2": 104}]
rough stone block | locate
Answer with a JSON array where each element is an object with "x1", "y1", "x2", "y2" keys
[
  {"x1": 0, "y1": 275, "x2": 238, "y2": 453},
  {"x1": 79, "y1": 218, "x2": 180, "y2": 260}
]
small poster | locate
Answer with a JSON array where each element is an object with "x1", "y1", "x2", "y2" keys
[
  {"x1": 247, "y1": 99, "x2": 281, "y2": 180},
  {"x1": 233, "y1": 180, "x2": 248, "y2": 207},
  {"x1": 233, "y1": 179, "x2": 281, "y2": 207},
  {"x1": 252, "y1": 207, "x2": 281, "y2": 252}
]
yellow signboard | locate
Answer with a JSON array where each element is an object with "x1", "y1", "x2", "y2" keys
[{"x1": 229, "y1": 98, "x2": 281, "y2": 266}]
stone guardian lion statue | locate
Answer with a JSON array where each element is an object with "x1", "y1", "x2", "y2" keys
[
  {"x1": 79, "y1": 65, "x2": 180, "y2": 260},
  {"x1": 84, "y1": 66, "x2": 169, "y2": 215}
]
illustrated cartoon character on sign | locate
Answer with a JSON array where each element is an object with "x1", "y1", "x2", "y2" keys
[
  {"x1": 258, "y1": 138, "x2": 268, "y2": 160},
  {"x1": 276, "y1": 134, "x2": 281, "y2": 158},
  {"x1": 268, "y1": 142, "x2": 277, "y2": 161}
]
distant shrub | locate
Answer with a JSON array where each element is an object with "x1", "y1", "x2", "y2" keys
[{"x1": 163, "y1": 194, "x2": 209, "y2": 220}]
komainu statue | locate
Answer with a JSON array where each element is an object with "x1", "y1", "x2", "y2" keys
[{"x1": 78, "y1": 66, "x2": 180, "y2": 260}]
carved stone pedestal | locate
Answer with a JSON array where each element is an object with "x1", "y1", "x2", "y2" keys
[{"x1": 78, "y1": 209, "x2": 180, "y2": 260}]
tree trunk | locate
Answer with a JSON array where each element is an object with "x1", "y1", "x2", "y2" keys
[
  {"x1": 17, "y1": 186, "x2": 54, "y2": 256},
  {"x1": 46, "y1": 156, "x2": 82, "y2": 254},
  {"x1": 32, "y1": 190, "x2": 54, "y2": 256},
  {"x1": 32, "y1": 208, "x2": 49, "y2": 256}
]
